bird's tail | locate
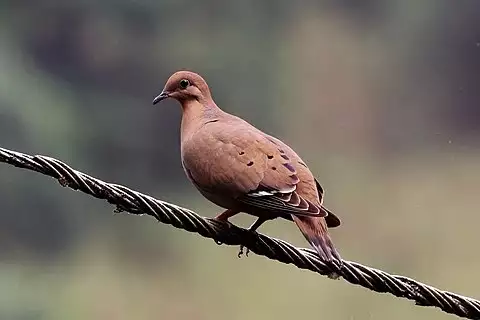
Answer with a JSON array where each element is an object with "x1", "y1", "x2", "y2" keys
[{"x1": 292, "y1": 215, "x2": 341, "y2": 262}]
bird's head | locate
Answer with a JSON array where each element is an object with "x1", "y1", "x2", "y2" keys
[{"x1": 153, "y1": 71, "x2": 212, "y2": 105}]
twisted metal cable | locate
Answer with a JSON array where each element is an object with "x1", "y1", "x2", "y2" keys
[{"x1": 1, "y1": 146, "x2": 479, "y2": 319}]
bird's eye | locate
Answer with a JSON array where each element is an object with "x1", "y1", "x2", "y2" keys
[{"x1": 179, "y1": 79, "x2": 190, "y2": 89}]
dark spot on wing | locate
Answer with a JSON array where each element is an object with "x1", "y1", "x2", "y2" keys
[
  {"x1": 239, "y1": 151, "x2": 245, "y2": 155},
  {"x1": 290, "y1": 174, "x2": 300, "y2": 184},
  {"x1": 278, "y1": 149, "x2": 285, "y2": 154},
  {"x1": 205, "y1": 119, "x2": 219, "y2": 124},
  {"x1": 247, "y1": 161, "x2": 254, "y2": 166},
  {"x1": 283, "y1": 163, "x2": 296, "y2": 173},
  {"x1": 298, "y1": 161, "x2": 307, "y2": 168},
  {"x1": 267, "y1": 155, "x2": 274, "y2": 159},
  {"x1": 267, "y1": 137, "x2": 279, "y2": 145},
  {"x1": 271, "y1": 166, "x2": 277, "y2": 170},
  {"x1": 281, "y1": 154, "x2": 289, "y2": 160}
]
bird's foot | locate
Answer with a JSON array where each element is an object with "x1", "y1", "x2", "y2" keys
[
  {"x1": 237, "y1": 217, "x2": 266, "y2": 258},
  {"x1": 237, "y1": 244, "x2": 250, "y2": 258},
  {"x1": 212, "y1": 209, "x2": 239, "y2": 246},
  {"x1": 238, "y1": 229, "x2": 260, "y2": 258}
]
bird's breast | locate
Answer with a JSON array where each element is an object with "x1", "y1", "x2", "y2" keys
[
  {"x1": 181, "y1": 132, "x2": 220, "y2": 186},
  {"x1": 181, "y1": 138, "x2": 241, "y2": 209}
]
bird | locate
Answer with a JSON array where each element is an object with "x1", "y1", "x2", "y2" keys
[{"x1": 152, "y1": 71, "x2": 342, "y2": 262}]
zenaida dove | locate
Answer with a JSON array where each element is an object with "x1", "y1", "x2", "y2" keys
[{"x1": 153, "y1": 71, "x2": 341, "y2": 262}]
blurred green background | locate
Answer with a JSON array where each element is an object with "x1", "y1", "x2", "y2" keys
[{"x1": 1, "y1": 1, "x2": 479, "y2": 319}]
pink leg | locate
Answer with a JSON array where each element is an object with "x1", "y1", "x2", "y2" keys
[
  {"x1": 213, "y1": 209, "x2": 239, "y2": 246},
  {"x1": 214, "y1": 209, "x2": 239, "y2": 222}
]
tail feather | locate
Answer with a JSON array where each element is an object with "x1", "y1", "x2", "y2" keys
[{"x1": 292, "y1": 215, "x2": 341, "y2": 262}]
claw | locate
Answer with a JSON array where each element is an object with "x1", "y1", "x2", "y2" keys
[
  {"x1": 238, "y1": 245, "x2": 244, "y2": 258},
  {"x1": 238, "y1": 244, "x2": 250, "y2": 257}
]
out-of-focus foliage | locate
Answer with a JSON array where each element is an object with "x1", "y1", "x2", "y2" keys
[{"x1": 0, "y1": 1, "x2": 479, "y2": 319}]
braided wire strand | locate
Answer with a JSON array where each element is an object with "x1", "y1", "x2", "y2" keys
[{"x1": 1, "y1": 146, "x2": 479, "y2": 319}]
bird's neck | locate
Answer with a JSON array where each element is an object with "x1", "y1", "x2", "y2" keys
[{"x1": 180, "y1": 98, "x2": 222, "y2": 142}]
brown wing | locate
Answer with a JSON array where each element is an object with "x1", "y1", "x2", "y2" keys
[
  {"x1": 182, "y1": 121, "x2": 325, "y2": 218},
  {"x1": 255, "y1": 133, "x2": 341, "y2": 226},
  {"x1": 227, "y1": 129, "x2": 326, "y2": 218}
]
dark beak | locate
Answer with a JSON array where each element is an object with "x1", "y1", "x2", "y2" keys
[{"x1": 152, "y1": 91, "x2": 170, "y2": 105}]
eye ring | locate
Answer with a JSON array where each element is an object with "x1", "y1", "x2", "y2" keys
[{"x1": 179, "y1": 79, "x2": 190, "y2": 89}]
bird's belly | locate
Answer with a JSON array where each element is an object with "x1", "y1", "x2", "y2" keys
[
  {"x1": 182, "y1": 160, "x2": 236, "y2": 208},
  {"x1": 197, "y1": 187, "x2": 237, "y2": 210}
]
